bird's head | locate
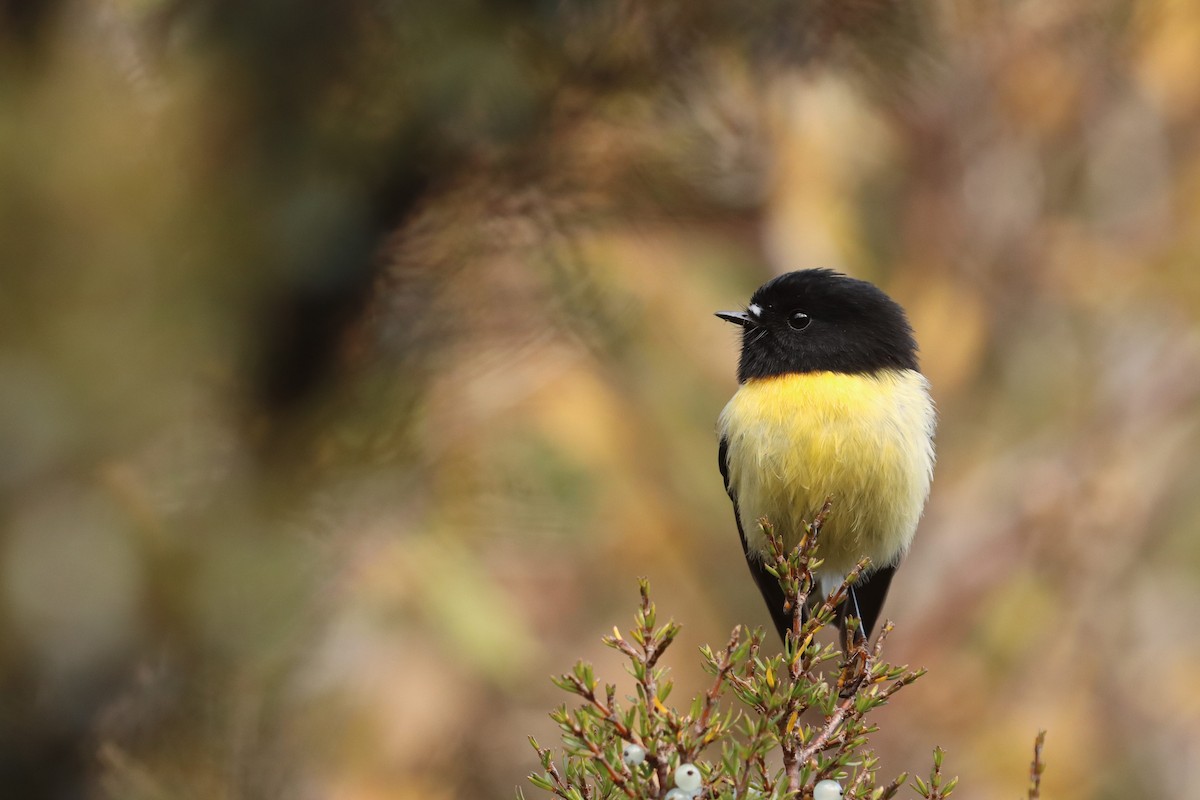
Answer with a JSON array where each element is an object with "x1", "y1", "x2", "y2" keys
[{"x1": 716, "y1": 269, "x2": 918, "y2": 383}]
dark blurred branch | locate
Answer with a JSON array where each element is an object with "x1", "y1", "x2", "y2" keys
[{"x1": 0, "y1": 0, "x2": 63, "y2": 51}]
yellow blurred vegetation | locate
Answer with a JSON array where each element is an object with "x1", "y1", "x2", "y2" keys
[{"x1": 2, "y1": 1, "x2": 1200, "y2": 798}]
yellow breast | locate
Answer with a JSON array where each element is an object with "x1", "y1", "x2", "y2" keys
[{"x1": 718, "y1": 369, "x2": 935, "y2": 578}]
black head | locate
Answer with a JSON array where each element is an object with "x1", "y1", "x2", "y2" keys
[{"x1": 716, "y1": 269, "x2": 918, "y2": 382}]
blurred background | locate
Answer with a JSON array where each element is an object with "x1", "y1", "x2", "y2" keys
[{"x1": 2, "y1": 1, "x2": 1200, "y2": 798}]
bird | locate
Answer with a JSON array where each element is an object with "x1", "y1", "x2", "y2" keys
[{"x1": 716, "y1": 269, "x2": 935, "y2": 647}]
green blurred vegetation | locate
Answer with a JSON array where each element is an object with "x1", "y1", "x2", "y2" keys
[{"x1": 2, "y1": 1, "x2": 1200, "y2": 798}]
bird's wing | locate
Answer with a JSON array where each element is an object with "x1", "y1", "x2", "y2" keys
[{"x1": 720, "y1": 435, "x2": 794, "y2": 642}]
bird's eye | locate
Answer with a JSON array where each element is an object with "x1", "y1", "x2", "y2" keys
[{"x1": 788, "y1": 311, "x2": 811, "y2": 330}]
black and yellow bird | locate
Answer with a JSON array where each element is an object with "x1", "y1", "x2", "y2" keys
[{"x1": 716, "y1": 269, "x2": 936, "y2": 646}]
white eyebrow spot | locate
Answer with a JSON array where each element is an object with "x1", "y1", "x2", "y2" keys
[{"x1": 748, "y1": 303, "x2": 763, "y2": 317}]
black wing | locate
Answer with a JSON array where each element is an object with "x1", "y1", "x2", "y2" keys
[{"x1": 719, "y1": 436, "x2": 793, "y2": 642}]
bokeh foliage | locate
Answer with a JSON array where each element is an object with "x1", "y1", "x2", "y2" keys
[{"x1": 2, "y1": 1, "x2": 1200, "y2": 799}]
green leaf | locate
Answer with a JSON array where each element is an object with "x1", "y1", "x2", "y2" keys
[{"x1": 527, "y1": 773, "x2": 554, "y2": 791}]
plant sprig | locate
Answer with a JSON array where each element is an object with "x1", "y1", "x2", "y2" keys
[{"x1": 525, "y1": 510, "x2": 1038, "y2": 799}]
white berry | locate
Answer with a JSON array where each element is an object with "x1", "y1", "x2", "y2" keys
[
  {"x1": 675, "y1": 762, "x2": 702, "y2": 792},
  {"x1": 665, "y1": 790, "x2": 692, "y2": 800},
  {"x1": 813, "y1": 779, "x2": 843, "y2": 800},
  {"x1": 622, "y1": 743, "x2": 646, "y2": 766}
]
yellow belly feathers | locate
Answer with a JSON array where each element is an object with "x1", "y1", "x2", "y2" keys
[{"x1": 719, "y1": 369, "x2": 935, "y2": 580}]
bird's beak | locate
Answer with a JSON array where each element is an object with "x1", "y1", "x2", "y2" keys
[{"x1": 715, "y1": 310, "x2": 755, "y2": 327}]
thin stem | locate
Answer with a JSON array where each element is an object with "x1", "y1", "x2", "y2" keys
[
  {"x1": 1028, "y1": 730, "x2": 1047, "y2": 800},
  {"x1": 695, "y1": 626, "x2": 741, "y2": 738}
]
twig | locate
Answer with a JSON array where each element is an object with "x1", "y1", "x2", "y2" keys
[
  {"x1": 564, "y1": 718, "x2": 638, "y2": 799},
  {"x1": 530, "y1": 739, "x2": 574, "y2": 800},
  {"x1": 796, "y1": 693, "x2": 858, "y2": 766},
  {"x1": 561, "y1": 673, "x2": 635, "y2": 741},
  {"x1": 693, "y1": 626, "x2": 741, "y2": 739},
  {"x1": 876, "y1": 771, "x2": 909, "y2": 800},
  {"x1": 1028, "y1": 730, "x2": 1047, "y2": 800}
]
